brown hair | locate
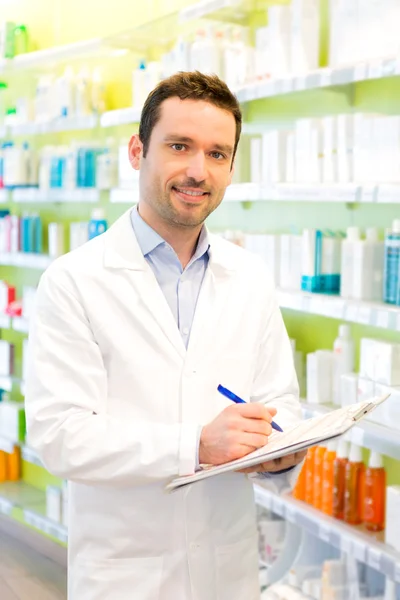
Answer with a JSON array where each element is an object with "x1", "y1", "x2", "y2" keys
[{"x1": 139, "y1": 71, "x2": 242, "y2": 167}]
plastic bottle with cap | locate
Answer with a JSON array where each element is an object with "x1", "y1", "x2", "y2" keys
[
  {"x1": 353, "y1": 226, "x2": 384, "y2": 302},
  {"x1": 88, "y1": 208, "x2": 108, "y2": 240},
  {"x1": 340, "y1": 226, "x2": 361, "y2": 299},
  {"x1": 384, "y1": 219, "x2": 400, "y2": 304},
  {"x1": 364, "y1": 451, "x2": 386, "y2": 532},
  {"x1": 332, "y1": 324, "x2": 355, "y2": 406},
  {"x1": 344, "y1": 443, "x2": 365, "y2": 525},
  {"x1": 322, "y1": 440, "x2": 337, "y2": 516},
  {"x1": 333, "y1": 439, "x2": 349, "y2": 520},
  {"x1": 313, "y1": 444, "x2": 326, "y2": 510}
]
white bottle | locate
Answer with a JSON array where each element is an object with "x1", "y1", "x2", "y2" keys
[
  {"x1": 190, "y1": 28, "x2": 219, "y2": 75},
  {"x1": 75, "y1": 67, "x2": 91, "y2": 117},
  {"x1": 333, "y1": 324, "x2": 355, "y2": 406},
  {"x1": 132, "y1": 60, "x2": 147, "y2": 108},
  {"x1": 91, "y1": 67, "x2": 106, "y2": 115},
  {"x1": 353, "y1": 227, "x2": 384, "y2": 302},
  {"x1": 58, "y1": 66, "x2": 75, "y2": 119},
  {"x1": 340, "y1": 226, "x2": 361, "y2": 298}
]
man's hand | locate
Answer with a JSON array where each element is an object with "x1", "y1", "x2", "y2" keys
[
  {"x1": 199, "y1": 403, "x2": 277, "y2": 466},
  {"x1": 238, "y1": 450, "x2": 307, "y2": 474}
]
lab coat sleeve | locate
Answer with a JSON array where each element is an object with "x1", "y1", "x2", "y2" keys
[
  {"x1": 250, "y1": 269, "x2": 304, "y2": 491},
  {"x1": 25, "y1": 267, "x2": 198, "y2": 487}
]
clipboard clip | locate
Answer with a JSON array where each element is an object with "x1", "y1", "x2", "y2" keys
[{"x1": 352, "y1": 403, "x2": 375, "y2": 421}]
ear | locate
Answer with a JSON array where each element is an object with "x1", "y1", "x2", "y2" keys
[{"x1": 128, "y1": 134, "x2": 143, "y2": 170}]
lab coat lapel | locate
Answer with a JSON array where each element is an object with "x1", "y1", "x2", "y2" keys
[
  {"x1": 188, "y1": 234, "x2": 237, "y2": 357},
  {"x1": 103, "y1": 209, "x2": 186, "y2": 359}
]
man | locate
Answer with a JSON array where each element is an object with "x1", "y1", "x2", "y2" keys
[{"x1": 25, "y1": 71, "x2": 305, "y2": 600}]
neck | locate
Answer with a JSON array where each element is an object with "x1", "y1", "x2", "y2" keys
[{"x1": 137, "y1": 203, "x2": 202, "y2": 269}]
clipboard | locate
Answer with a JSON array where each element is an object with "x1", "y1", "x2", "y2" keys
[{"x1": 165, "y1": 394, "x2": 390, "y2": 493}]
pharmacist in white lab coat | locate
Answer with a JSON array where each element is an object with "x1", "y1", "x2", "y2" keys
[{"x1": 25, "y1": 71, "x2": 305, "y2": 600}]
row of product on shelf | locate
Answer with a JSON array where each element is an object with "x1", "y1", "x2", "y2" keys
[
  {"x1": 0, "y1": 21, "x2": 29, "y2": 59},
  {"x1": 227, "y1": 221, "x2": 396, "y2": 304},
  {"x1": 262, "y1": 558, "x2": 398, "y2": 600},
  {"x1": 0, "y1": 140, "x2": 134, "y2": 190},
  {"x1": 306, "y1": 326, "x2": 400, "y2": 432},
  {"x1": 293, "y1": 441, "x2": 387, "y2": 533},
  {"x1": 0, "y1": 209, "x2": 108, "y2": 257},
  {"x1": 234, "y1": 115, "x2": 400, "y2": 187}
]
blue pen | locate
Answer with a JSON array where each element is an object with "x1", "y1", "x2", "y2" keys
[{"x1": 217, "y1": 384, "x2": 284, "y2": 432}]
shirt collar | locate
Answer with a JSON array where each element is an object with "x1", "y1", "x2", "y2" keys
[{"x1": 130, "y1": 206, "x2": 210, "y2": 260}]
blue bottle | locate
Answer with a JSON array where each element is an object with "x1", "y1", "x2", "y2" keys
[
  {"x1": 383, "y1": 219, "x2": 400, "y2": 304},
  {"x1": 88, "y1": 208, "x2": 107, "y2": 240}
]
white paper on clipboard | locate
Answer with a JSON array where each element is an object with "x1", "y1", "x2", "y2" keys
[{"x1": 165, "y1": 394, "x2": 390, "y2": 493}]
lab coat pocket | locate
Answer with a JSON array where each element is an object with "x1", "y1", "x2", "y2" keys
[
  {"x1": 70, "y1": 556, "x2": 164, "y2": 600},
  {"x1": 215, "y1": 534, "x2": 260, "y2": 600}
]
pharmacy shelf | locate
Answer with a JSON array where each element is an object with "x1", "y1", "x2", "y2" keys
[
  {"x1": 0, "y1": 481, "x2": 67, "y2": 545},
  {"x1": 277, "y1": 288, "x2": 400, "y2": 332},
  {"x1": 110, "y1": 187, "x2": 140, "y2": 204},
  {"x1": 236, "y1": 56, "x2": 400, "y2": 103},
  {"x1": 13, "y1": 187, "x2": 99, "y2": 204},
  {"x1": 301, "y1": 402, "x2": 400, "y2": 461},
  {"x1": 21, "y1": 446, "x2": 44, "y2": 468},
  {"x1": 0, "y1": 252, "x2": 53, "y2": 270},
  {"x1": 0, "y1": 188, "x2": 8, "y2": 203},
  {"x1": 9, "y1": 114, "x2": 98, "y2": 136},
  {"x1": 12, "y1": 317, "x2": 29, "y2": 334},
  {"x1": 0, "y1": 313, "x2": 11, "y2": 329},
  {"x1": 0, "y1": 435, "x2": 17, "y2": 454},
  {"x1": 224, "y1": 183, "x2": 363, "y2": 203},
  {"x1": 254, "y1": 484, "x2": 400, "y2": 583},
  {"x1": 100, "y1": 107, "x2": 142, "y2": 127}
]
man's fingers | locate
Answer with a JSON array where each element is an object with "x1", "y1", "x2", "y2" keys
[{"x1": 236, "y1": 403, "x2": 276, "y2": 422}]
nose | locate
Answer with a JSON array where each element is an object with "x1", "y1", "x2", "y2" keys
[{"x1": 186, "y1": 151, "x2": 207, "y2": 182}]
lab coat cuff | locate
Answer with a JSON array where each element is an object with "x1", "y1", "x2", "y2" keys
[{"x1": 179, "y1": 423, "x2": 201, "y2": 476}]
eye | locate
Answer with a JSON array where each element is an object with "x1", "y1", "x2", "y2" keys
[
  {"x1": 210, "y1": 151, "x2": 225, "y2": 160},
  {"x1": 171, "y1": 144, "x2": 186, "y2": 152}
]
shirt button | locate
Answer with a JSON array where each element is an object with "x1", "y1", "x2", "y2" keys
[{"x1": 190, "y1": 543, "x2": 200, "y2": 551}]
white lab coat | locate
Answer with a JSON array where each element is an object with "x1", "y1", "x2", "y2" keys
[{"x1": 25, "y1": 209, "x2": 302, "y2": 600}]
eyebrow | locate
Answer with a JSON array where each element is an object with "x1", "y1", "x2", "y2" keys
[{"x1": 163, "y1": 135, "x2": 234, "y2": 156}]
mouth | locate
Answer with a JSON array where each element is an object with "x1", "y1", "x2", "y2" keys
[{"x1": 172, "y1": 186, "x2": 210, "y2": 204}]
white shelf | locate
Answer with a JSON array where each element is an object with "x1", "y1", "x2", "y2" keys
[
  {"x1": 100, "y1": 107, "x2": 142, "y2": 128},
  {"x1": 254, "y1": 484, "x2": 400, "y2": 583},
  {"x1": 9, "y1": 114, "x2": 98, "y2": 136},
  {"x1": 0, "y1": 38, "x2": 103, "y2": 74},
  {"x1": 13, "y1": 187, "x2": 99, "y2": 204},
  {"x1": 110, "y1": 187, "x2": 139, "y2": 204},
  {"x1": 236, "y1": 56, "x2": 400, "y2": 103},
  {"x1": 301, "y1": 402, "x2": 400, "y2": 461},
  {"x1": 12, "y1": 317, "x2": 29, "y2": 334},
  {"x1": 277, "y1": 288, "x2": 400, "y2": 331},
  {"x1": 224, "y1": 183, "x2": 362, "y2": 203},
  {"x1": 0, "y1": 314, "x2": 11, "y2": 329},
  {"x1": 0, "y1": 376, "x2": 13, "y2": 392},
  {"x1": 0, "y1": 252, "x2": 53, "y2": 270},
  {"x1": 0, "y1": 481, "x2": 67, "y2": 545}
]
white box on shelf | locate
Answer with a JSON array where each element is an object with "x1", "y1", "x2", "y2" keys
[
  {"x1": 340, "y1": 373, "x2": 358, "y2": 407},
  {"x1": 46, "y1": 486, "x2": 62, "y2": 523},
  {"x1": 372, "y1": 383, "x2": 400, "y2": 431},
  {"x1": 373, "y1": 341, "x2": 400, "y2": 386},
  {"x1": 290, "y1": 0, "x2": 320, "y2": 74},
  {"x1": 0, "y1": 340, "x2": 13, "y2": 377},
  {"x1": 357, "y1": 377, "x2": 375, "y2": 405},
  {"x1": 359, "y1": 338, "x2": 377, "y2": 380},
  {"x1": 279, "y1": 234, "x2": 302, "y2": 290},
  {"x1": 307, "y1": 350, "x2": 333, "y2": 404},
  {"x1": 0, "y1": 400, "x2": 24, "y2": 442},
  {"x1": 385, "y1": 486, "x2": 400, "y2": 553}
]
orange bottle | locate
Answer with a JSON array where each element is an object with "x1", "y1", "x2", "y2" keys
[
  {"x1": 305, "y1": 446, "x2": 317, "y2": 505},
  {"x1": 364, "y1": 452, "x2": 386, "y2": 532},
  {"x1": 0, "y1": 451, "x2": 7, "y2": 482},
  {"x1": 313, "y1": 444, "x2": 326, "y2": 510},
  {"x1": 293, "y1": 462, "x2": 306, "y2": 501},
  {"x1": 321, "y1": 440, "x2": 337, "y2": 516},
  {"x1": 333, "y1": 439, "x2": 349, "y2": 520},
  {"x1": 7, "y1": 446, "x2": 21, "y2": 481},
  {"x1": 344, "y1": 443, "x2": 365, "y2": 525}
]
